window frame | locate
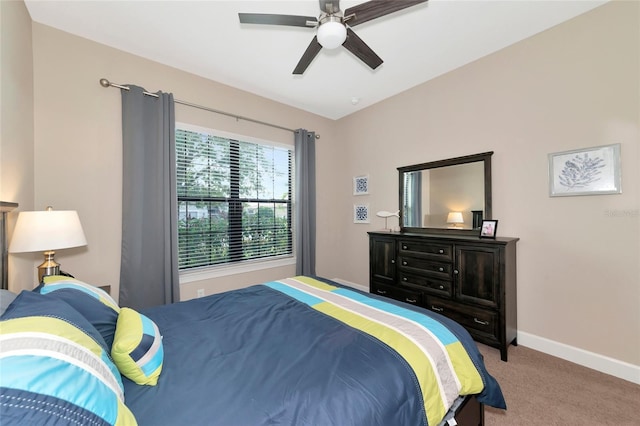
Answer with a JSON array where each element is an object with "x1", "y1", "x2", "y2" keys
[{"x1": 175, "y1": 123, "x2": 296, "y2": 280}]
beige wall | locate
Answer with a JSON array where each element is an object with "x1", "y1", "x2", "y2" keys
[
  {"x1": 334, "y1": 2, "x2": 639, "y2": 367},
  {"x1": 1, "y1": 0, "x2": 34, "y2": 287},
  {"x1": 3, "y1": 1, "x2": 638, "y2": 374}
]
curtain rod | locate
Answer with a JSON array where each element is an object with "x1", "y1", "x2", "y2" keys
[{"x1": 99, "y1": 78, "x2": 319, "y2": 138}]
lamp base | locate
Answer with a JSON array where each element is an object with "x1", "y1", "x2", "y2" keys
[{"x1": 37, "y1": 250, "x2": 60, "y2": 283}]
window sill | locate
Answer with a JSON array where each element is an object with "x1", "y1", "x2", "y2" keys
[{"x1": 179, "y1": 256, "x2": 296, "y2": 284}]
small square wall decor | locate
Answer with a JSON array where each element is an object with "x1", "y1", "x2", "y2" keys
[
  {"x1": 353, "y1": 175, "x2": 369, "y2": 195},
  {"x1": 353, "y1": 204, "x2": 370, "y2": 224}
]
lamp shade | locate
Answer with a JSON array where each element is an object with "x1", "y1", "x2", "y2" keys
[
  {"x1": 447, "y1": 211, "x2": 464, "y2": 224},
  {"x1": 317, "y1": 20, "x2": 347, "y2": 49},
  {"x1": 9, "y1": 210, "x2": 87, "y2": 253}
]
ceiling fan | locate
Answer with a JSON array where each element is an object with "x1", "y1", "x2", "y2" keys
[{"x1": 239, "y1": 0, "x2": 428, "y2": 75}]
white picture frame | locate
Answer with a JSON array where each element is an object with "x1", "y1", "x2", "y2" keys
[
  {"x1": 353, "y1": 204, "x2": 370, "y2": 224},
  {"x1": 548, "y1": 144, "x2": 621, "y2": 197},
  {"x1": 353, "y1": 175, "x2": 369, "y2": 195}
]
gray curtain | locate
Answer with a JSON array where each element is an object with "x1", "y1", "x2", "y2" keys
[
  {"x1": 294, "y1": 129, "x2": 316, "y2": 276},
  {"x1": 119, "y1": 85, "x2": 179, "y2": 309},
  {"x1": 405, "y1": 171, "x2": 422, "y2": 227}
]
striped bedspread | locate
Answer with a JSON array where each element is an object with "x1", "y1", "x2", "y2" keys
[
  {"x1": 265, "y1": 276, "x2": 489, "y2": 426},
  {"x1": 121, "y1": 275, "x2": 505, "y2": 426}
]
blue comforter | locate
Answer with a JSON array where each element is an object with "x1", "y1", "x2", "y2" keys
[{"x1": 124, "y1": 277, "x2": 504, "y2": 426}]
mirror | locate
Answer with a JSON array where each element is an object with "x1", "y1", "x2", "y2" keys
[{"x1": 398, "y1": 152, "x2": 492, "y2": 234}]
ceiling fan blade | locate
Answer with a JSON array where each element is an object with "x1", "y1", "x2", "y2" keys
[
  {"x1": 293, "y1": 37, "x2": 323, "y2": 75},
  {"x1": 319, "y1": 0, "x2": 341, "y2": 15},
  {"x1": 344, "y1": 0, "x2": 428, "y2": 27},
  {"x1": 342, "y1": 28, "x2": 383, "y2": 70},
  {"x1": 239, "y1": 13, "x2": 318, "y2": 28}
]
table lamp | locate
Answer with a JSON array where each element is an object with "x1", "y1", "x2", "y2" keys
[
  {"x1": 447, "y1": 211, "x2": 464, "y2": 229},
  {"x1": 9, "y1": 206, "x2": 87, "y2": 282}
]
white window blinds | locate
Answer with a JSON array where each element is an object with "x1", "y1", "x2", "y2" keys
[{"x1": 176, "y1": 127, "x2": 293, "y2": 270}]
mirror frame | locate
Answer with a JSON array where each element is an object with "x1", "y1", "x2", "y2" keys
[{"x1": 398, "y1": 151, "x2": 493, "y2": 235}]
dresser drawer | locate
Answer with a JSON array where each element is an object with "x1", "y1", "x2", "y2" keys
[
  {"x1": 371, "y1": 282, "x2": 422, "y2": 306},
  {"x1": 397, "y1": 271, "x2": 452, "y2": 297},
  {"x1": 398, "y1": 256, "x2": 452, "y2": 280},
  {"x1": 399, "y1": 240, "x2": 453, "y2": 261},
  {"x1": 425, "y1": 296, "x2": 499, "y2": 342}
]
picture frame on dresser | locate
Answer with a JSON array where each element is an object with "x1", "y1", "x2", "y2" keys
[{"x1": 479, "y1": 220, "x2": 498, "y2": 239}]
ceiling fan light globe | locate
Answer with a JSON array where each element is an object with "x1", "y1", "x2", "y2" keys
[{"x1": 317, "y1": 21, "x2": 347, "y2": 49}]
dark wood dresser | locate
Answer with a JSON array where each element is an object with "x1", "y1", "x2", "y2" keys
[{"x1": 368, "y1": 231, "x2": 518, "y2": 361}]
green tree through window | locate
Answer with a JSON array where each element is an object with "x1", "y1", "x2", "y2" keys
[{"x1": 176, "y1": 127, "x2": 293, "y2": 270}]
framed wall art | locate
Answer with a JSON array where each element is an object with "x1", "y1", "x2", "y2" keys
[
  {"x1": 353, "y1": 175, "x2": 369, "y2": 195},
  {"x1": 353, "y1": 204, "x2": 370, "y2": 224},
  {"x1": 548, "y1": 144, "x2": 621, "y2": 197}
]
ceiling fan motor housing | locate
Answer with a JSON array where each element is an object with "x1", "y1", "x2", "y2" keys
[{"x1": 317, "y1": 15, "x2": 346, "y2": 49}]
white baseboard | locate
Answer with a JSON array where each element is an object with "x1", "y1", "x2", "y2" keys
[{"x1": 517, "y1": 331, "x2": 640, "y2": 385}]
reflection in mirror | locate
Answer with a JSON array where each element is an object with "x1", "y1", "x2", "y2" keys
[
  {"x1": 403, "y1": 163, "x2": 484, "y2": 228},
  {"x1": 399, "y1": 152, "x2": 492, "y2": 234}
]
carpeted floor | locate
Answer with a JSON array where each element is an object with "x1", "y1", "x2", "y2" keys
[{"x1": 477, "y1": 343, "x2": 640, "y2": 426}]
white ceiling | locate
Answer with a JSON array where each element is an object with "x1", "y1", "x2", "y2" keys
[{"x1": 24, "y1": 0, "x2": 608, "y2": 120}]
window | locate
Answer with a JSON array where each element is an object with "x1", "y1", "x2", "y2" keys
[{"x1": 176, "y1": 125, "x2": 293, "y2": 271}]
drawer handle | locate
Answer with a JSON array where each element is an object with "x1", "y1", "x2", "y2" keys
[
  {"x1": 474, "y1": 318, "x2": 489, "y2": 326},
  {"x1": 439, "y1": 285, "x2": 444, "y2": 290},
  {"x1": 403, "y1": 245, "x2": 408, "y2": 250},
  {"x1": 453, "y1": 270, "x2": 459, "y2": 275},
  {"x1": 402, "y1": 277, "x2": 408, "y2": 281},
  {"x1": 391, "y1": 259, "x2": 395, "y2": 264},
  {"x1": 405, "y1": 298, "x2": 417, "y2": 303},
  {"x1": 438, "y1": 267, "x2": 444, "y2": 272},
  {"x1": 376, "y1": 289, "x2": 387, "y2": 295},
  {"x1": 402, "y1": 261, "x2": 408, "y2": 266},
  {"x1": 439, "y1": 249, "x2": 444, "y2": 254},
  {"x1": 431, "y1": 306, "x2": 444, "y2": 312}
]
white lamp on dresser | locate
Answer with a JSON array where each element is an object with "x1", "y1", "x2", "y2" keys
[{"x1": 446, "y1": 211, "x2": 464, "y2": 228}]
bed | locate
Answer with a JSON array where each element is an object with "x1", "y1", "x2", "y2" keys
[{"x1": 0, "y1": 275, "x2": 505, "y2": 426}]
